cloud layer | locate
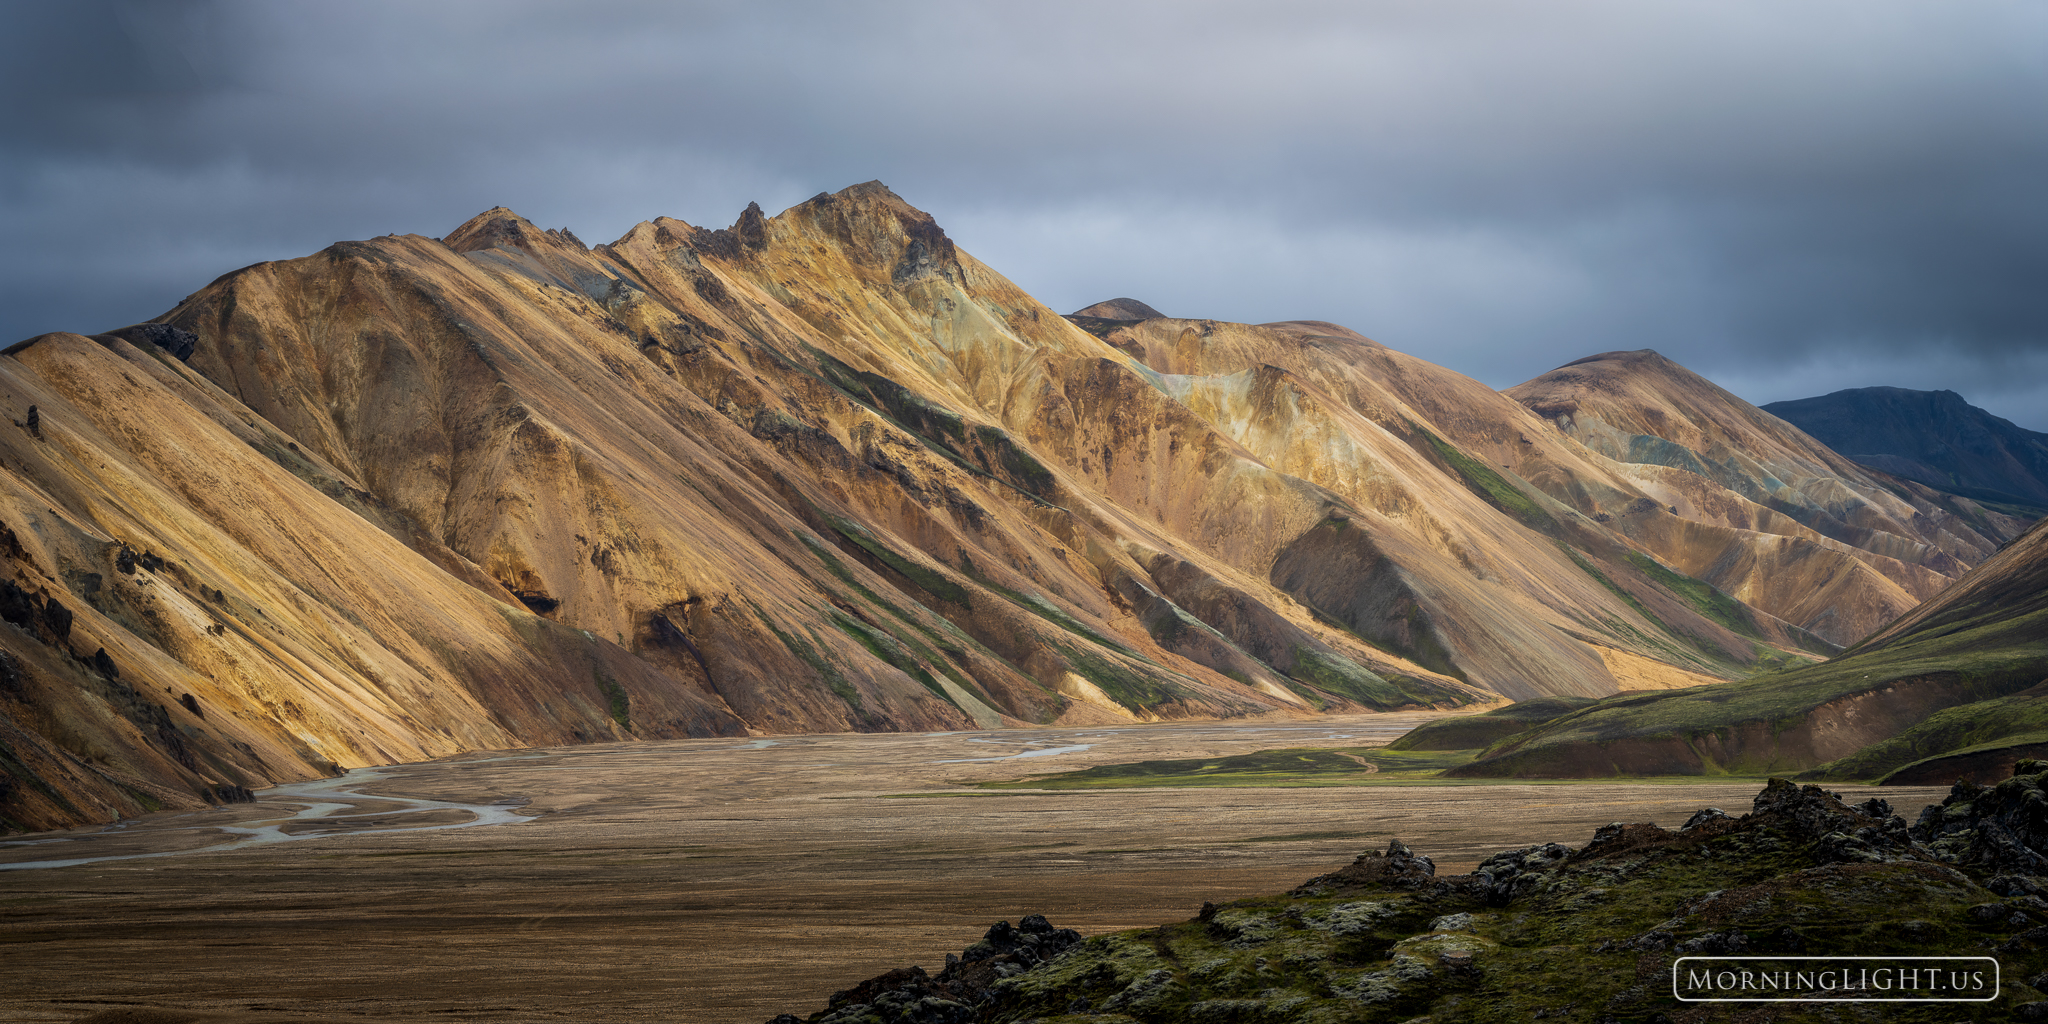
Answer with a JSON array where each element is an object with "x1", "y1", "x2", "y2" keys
[{"x1": 5, "y1": 1, "x2": 2045, "y2": 427}]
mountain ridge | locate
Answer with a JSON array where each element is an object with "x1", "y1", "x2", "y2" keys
[{"x1": 0, "y1": 182, "x2": 2028, "y2": 831}]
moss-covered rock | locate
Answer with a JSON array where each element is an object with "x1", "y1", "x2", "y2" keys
[{"x1": 774, "y1": 771, "x2": 2048, "y2": 1022}]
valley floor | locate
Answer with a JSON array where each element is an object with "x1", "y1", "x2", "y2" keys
[{"x1": 0, "y1": 717, "x2": 1947, "y2": 1023}]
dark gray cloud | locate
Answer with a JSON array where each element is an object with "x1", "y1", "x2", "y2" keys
[{"x1": 4, "y1": 0, "x2": 2045, "y2": 429}]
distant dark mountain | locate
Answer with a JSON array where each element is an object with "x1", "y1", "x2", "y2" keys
[
  {"x1": 1069, "y1": 297, "x2": 1165, "y2": 319},
  {"x1": 1764, "y1": 387, "x2": 2048, "y2": 509}
]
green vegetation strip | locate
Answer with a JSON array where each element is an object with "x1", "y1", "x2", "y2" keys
[
  {"x1": 980, "y1": 746, "x2": 1483, "y2": 790},
  {"x1": 1622, "y1": 550, "x2": 1762, "y2": 639},
  {"x1": 1410, "y1": 422, "x2": 1554, "y2": 530}
]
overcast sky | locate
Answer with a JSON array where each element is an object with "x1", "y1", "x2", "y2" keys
[{"x1": 4, "y1": 1, "x2": 2045, "y2": 429}]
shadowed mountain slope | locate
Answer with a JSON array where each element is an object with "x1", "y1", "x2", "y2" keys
[
  {"x1": 0, "y1": 183, "x2": 2029, "y2": 831},
  {"x1": 1764, "y1": 386, "x2": 2048, "y2": 511}
]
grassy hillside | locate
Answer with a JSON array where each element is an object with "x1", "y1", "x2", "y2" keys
[
  {"x1": 1382, "y1": 697, "x2": 1599, "y2": 752},
  {"x1": 1443, "y1": 518, "x2": 2048, "y2": 780}
]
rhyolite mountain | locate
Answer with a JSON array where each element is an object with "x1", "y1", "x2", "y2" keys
[
  {"x1": 0, "y1": 182, "x2": 2028, "y2": 831},
  {"x1": 1764, "y1": 386, "x2": 2048, "y2": 511},
  {"x1": 1507, "y1": 350, "x2": 2029, "y2": 645}
]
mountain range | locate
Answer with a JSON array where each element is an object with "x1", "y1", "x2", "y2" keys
[{"x1": 0, "y1": 182, "x2": 2032, "y2": 832}]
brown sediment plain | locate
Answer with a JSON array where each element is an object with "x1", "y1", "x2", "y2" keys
[{"x1": 0, "y1": 715, "x2": 1948, "y2": 1023}]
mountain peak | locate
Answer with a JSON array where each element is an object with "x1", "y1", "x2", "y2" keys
[
  {"x1": 1558, "y1": 348, "x2": 1674, "y2": 370},
  {"x1": 443, "y1": 207, "x2": 585, "y2": 254},
  {"x1": 776, "y1": 181, "x2": 958, "y2": 284},
  {"x1": 1765, "y1": 387, "x2": 2048, "y2": 506},
  {"x1": 733, "y1": 201, "x2": 768, "y2": 250},
  {"x1": 1516, "y1": 350, "x2": 1729, "y2": 417},
  {"x1": 1071, "y1": 298, "x2": 1166, "y2": 320}
]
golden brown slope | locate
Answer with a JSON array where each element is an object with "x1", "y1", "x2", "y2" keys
[
  {"x1": 0, "y1": 329, "x2": 744, "y2": 831},
  {"x1": 1072, "y1": 315, "x2": 1849, "y2": 687},
  {"x1": 1114, "y1": 321, "x2": 2021, "y2": 650},
  {"x1": 1509, "y1": 349, "x2": 2026, "y2": 644}
]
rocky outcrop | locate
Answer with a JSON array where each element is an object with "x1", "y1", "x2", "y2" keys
[
  {"x1": 1292, "y1": 838, "x2": 1439, "y2": 894},
  {"x1": 1915, "y1": 760, "x2": 2048, "y2": 877},
  {"x1": 97, "y1": 322, "x2": 199, "y2": 362},
  {"x1": 766, "y1": 915, "x2": 1082, "y2": 1024}
]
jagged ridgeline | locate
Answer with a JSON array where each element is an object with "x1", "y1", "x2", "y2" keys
[{"x1": 0, "y1": 182, "x2": 2029, "y2": 831}]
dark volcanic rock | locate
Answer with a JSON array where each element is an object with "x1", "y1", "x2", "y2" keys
[
  {"x1": 778, "y1": 915, "x2": 1081, "y2": 1024},
  {"x1": 102, "y1": 323, "x2": 201, "y2": 361},
  {"x1": 1736, "y1": 778, "x2": 1928, "y2": 864},
  {"x1": 956, "y1": 914, "x2": 1082, "y2": 966},
  {"x1": 1292, "y1": 838, "x2": 1437, "y2": 894},
  {"x1": 39, "y1": 597, "x2": 71, "y2": 641},
  {"x1": 1914, "y1": 760, "x2": 2048, "y2": 875},
  {"x1": 0, "y1": 580, "x2": 36, "y2": 627},
  {"x1": 735, "y1": 201, "x2": 768, "y2": 252},
  {"x1": 1680, "y1": 806, "x2": 1729, "y2": 830},
  {"x1": 1470, "y1": 841, "x2": 1573, "y2": 904}
]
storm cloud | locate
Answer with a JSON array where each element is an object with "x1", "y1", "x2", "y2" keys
[{"x1": 4, "y1": 1, "x2": 2045, "y2": 427}]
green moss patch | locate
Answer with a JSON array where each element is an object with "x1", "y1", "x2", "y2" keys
[
  {"x1": 830, "y1": 611, "x2": 961, "y2": 711},
  {"x1": 754, "y1": 603, "x2": 863, "y2": 709},
  {"x1": 594, "y1": 670, "x2": 630, "y2": 728},
  {"x1": 1624, "y1": 551, "x2": 1763, "y2": 639},
  {"x1": 823, "y1": 515, "x2": 969, "y2": 606}
]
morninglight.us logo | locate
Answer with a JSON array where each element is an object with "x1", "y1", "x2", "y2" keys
[{"x1": 1674, "y1": 956, "x2": 2000, "y2": 1003}]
